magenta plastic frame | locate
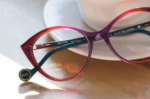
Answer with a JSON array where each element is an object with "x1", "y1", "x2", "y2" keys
[{"x1": 21, "y1": 7, "x2": 150, "y2": 81}]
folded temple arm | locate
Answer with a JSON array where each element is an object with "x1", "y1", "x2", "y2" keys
[{"x1": 33, "y1": 21, "x2": 150, "y2": 50}]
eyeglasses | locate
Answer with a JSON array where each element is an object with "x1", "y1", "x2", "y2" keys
[{"x1": 19, "y1": 7, "x2": 150, "y2": 81}]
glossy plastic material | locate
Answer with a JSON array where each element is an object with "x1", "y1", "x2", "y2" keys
[{"x1": 20, "y1": 7, "x2": 150, "y2": 81}]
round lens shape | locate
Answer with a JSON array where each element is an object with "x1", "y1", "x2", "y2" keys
[
  {"x1": 110, "y1": 11, "x2": 150, "y2": 61},
  {"x1": 33, "y1": 27, "x2": 90, "y2": 80}
]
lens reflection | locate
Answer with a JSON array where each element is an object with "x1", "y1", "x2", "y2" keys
[
  {"x1": 33, "y1": 28, "x2": 89, "y2": 79},
  {"x1": 110, "y1": 11, "x2": 150, "y2": 61}
]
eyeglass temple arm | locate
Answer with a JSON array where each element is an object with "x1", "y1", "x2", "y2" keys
[
  {"x1": 33, "y1": 21, "x2": 150, "y2": 50},
  {"x1": 24, "y1": 40, "x2": 87, "y2": 81},
  {"x1": 33, "y1": 37, "x2": 87, "y2": 50},
  {"x1": 109, "y1": 21, "x2": 150, "y2": 37},
  {"x1": 36, "y1": 22, "x2": 150, "y2": 66}
]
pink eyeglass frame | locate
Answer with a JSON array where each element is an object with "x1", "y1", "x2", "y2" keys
[{"x1": 19, "y1": 7, "x2": 150, "y2": 82}]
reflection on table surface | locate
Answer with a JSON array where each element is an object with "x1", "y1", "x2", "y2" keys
[
  {"x1": 19, "y1": 82, "x2": 85, "y2": 99},
  {"x1": 1, "y1": 54, "x2": 150, "y2": 99}
]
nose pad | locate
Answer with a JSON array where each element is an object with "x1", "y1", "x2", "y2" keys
[{"x1": 94, "y1": 34, "x2": 103, "y2": 41}]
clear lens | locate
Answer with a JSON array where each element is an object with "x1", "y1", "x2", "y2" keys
[
  {"x1": 110, "y1": 11, "x2": 150, "y2": 60},
  {"x1": 33, "y1": 28, "x2": 89, "y2": 79}
]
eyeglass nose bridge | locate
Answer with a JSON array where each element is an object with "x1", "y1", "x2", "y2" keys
[
  {"x1": 92, "y1": 30, "x2": 106, "y2": 41},
  {"x1": 94, "y1": 34, "x2": 102, "y2": 41}
]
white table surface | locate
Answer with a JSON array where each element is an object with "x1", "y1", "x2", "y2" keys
[{"x1": 1, "y1": 0, "x2": 150, "y2": 99}]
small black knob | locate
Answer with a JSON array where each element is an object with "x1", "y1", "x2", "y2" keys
[{"x1": 19, "y1": 69, "x2": 31, "y2": 81}]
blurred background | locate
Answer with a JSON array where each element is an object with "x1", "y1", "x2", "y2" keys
[
  {"x1": 1, "y1": 0, "x2": 150, "y2": 99},
  {"x1": 0, "y1": 0, "x2": 47, "y2": 68}
]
